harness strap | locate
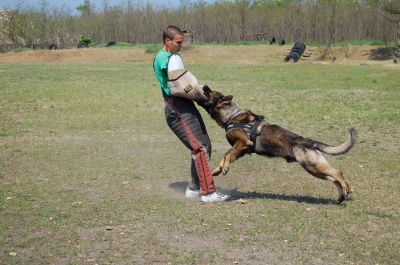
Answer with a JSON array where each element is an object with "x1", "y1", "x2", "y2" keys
[
  {"x1": 225, "y1": 115, "x2": 265, "y2": 152},
  {"x1": 249, "y1": 116, "x2": 265, "y2": 151},
  {"x1": 225, "y1": 123, "x2": 252, "y2": 131}
]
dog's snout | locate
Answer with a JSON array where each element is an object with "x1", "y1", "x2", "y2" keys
[{"x1": 202, "y1": 84, "x2": 212, "y2": 98}]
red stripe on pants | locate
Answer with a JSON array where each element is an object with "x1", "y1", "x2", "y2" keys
[{"x1": 167, "y1": 97, "x2": 215, "y2": 195}]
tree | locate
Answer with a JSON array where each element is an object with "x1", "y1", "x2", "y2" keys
[
  {"x1": 1, "y1": 0, "x2": 399, "y2": 49},
  {"x1": 77, "y1": 0, "x2": 93, "y2": 16},
  {"x1": 39, "y1": 1, "x2": 48, "y2": 48},
  {"x1": 382, "y1": 0, "x2": 400, "y2": 58},
  {"x1": 320, "y1": 0, "x2": 337, "y2": 60},
  {"x1": 383, "y1": 0, "x2": 400, "y2": 14},
  {"x1": 236, "y1": 0, "x2": 252, "y2": 38}
]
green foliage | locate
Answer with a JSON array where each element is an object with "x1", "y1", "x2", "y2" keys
[
  {"x1": 95, "y1": 42, "x2": 136, "y2": 48},
  {"x1": 94, "y1": 42, "x2": 190, "y2": 53},
  {"x1": 275, "y1": 0, "x2": 294, "y2": 7},
  {"x1": 334, "y1": 39, "x2": 386, "y2": 46},
  {"x1": 252, "y1": 0, "x2": 294, "y2": 7},
  {"x1": 198, "y1": 40, "x2": 267, "y2": 46},
  {"x1": 0, "y1": 129, "x2": 13, "y2": 136},
  {"x1": 110, "y1": 42, "x2": 135, "y2": 47},
  {"x1": 77, "y1": 35, "x2": 92, "y2": 48},
  {"x1": 76, "y1": 0, "x2": 93, "y2": 15},
  {"x1": 13, "y1": 47, "x2": 33, "y2": 53}
]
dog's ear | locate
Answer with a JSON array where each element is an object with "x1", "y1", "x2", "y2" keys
[
  {"x1": 203, "y1": 85, "x2": 212, "y2": 97},
  {"x1": 224, "y1": 95, "x2": 233, "y2": 102}
]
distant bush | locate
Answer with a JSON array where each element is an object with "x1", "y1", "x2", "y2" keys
[{"x1": 77, "y1": 35, "x2": 92, "y2": 48}]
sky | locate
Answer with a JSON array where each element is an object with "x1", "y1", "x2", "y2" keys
[{"x1": 0, "y1": 0, "x2": 208, "y2": 10}]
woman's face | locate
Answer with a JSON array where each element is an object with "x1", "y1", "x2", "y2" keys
[{"x1": 165, "y1": 34, "x2": 184, "y2": 54}]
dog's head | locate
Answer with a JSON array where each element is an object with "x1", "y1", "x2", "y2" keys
[
  {"x1": 203, "y1": 85, "x2": 233, "y2": 109},
  {"x1": 202, "y1": 85, "x2": 236, "y2": 126}
]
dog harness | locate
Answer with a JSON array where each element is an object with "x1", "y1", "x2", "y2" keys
[{"x1": 225, "y1": 115, "x2": 265, "y2": 152}]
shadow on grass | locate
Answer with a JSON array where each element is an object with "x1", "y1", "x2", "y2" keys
[{"x1": 169, "y1": 181, "x2": 338, "y2": 205}]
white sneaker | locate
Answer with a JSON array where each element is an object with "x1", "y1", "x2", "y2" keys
[
  {"x1": 185, "y1": 187, "x2": 201, "y2": 199},
  {"x1": 201, "y1": 191, "x2": 230, "y2": 202}
]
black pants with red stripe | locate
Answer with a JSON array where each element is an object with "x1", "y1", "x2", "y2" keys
[{"x1": 165, "y1": 96, "x2": 216, "y2": 195}]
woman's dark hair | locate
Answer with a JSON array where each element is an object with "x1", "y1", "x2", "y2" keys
[{"x1": 163, "y1": 25, "x2": 183, "y2": 43}]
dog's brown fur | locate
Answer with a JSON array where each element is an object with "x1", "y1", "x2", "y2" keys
[{"x1": 202, "y1": 86, "x2": 356, "y2": 203}]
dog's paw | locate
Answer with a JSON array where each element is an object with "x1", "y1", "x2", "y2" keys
[
  {"x1": 222, "y1": 166, "x2": 230, "y2": 175},
  {"x1": 338, "y1": 190, "x2": 352, "y2": 204},
  {"x1": 212, "y1": 167, "x2": 222, "y2": 176},
  {"x1": 343, "y1": 190, "x2": 353, "y2": 200}
]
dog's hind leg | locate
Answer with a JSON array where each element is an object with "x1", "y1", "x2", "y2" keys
[{"x1": 293, "y1": 146, "x2": 351, "y2": 203}]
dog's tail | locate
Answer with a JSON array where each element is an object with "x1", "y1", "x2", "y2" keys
[{"x1": 301, "y1": 128, "x2": 356, "y2": 155}]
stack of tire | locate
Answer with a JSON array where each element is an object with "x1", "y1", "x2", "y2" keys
[
  {"x1": 269, "y1": 37, "x2": 276, "y2": 45},
  {"x1": 284, "y1": 42, "x2": 306, "y2": 63},
  {"x1": 48, "y1": 43, "x2": 57, "y2": 50}
]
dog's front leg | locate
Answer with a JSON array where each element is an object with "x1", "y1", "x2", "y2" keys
[
  {"x1": 212, "y1": 150, "x2": 234, "y2": 176},
  {"x1": 213, "y1": 140, "x2": 249, "y2": 176},
  {"x1": 212, "y1": 161, "x2": 224, "y2": 176}
]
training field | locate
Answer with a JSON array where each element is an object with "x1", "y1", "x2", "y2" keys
[{"x1": 0, "y1": 46, "x2": 399, "y2": 264}]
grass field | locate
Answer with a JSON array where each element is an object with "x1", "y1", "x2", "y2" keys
[{"x1": 0, "y1": 46, "x2": 399, "y2": 264}]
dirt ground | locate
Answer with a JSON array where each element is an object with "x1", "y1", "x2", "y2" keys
[{"x1": 0, "y1": 45, "x2": 398, "y2": 67}]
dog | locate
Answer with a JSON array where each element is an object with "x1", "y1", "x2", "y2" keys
[{"x1": 202, "y1": 86, "x2": 356, "y2": 203}]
